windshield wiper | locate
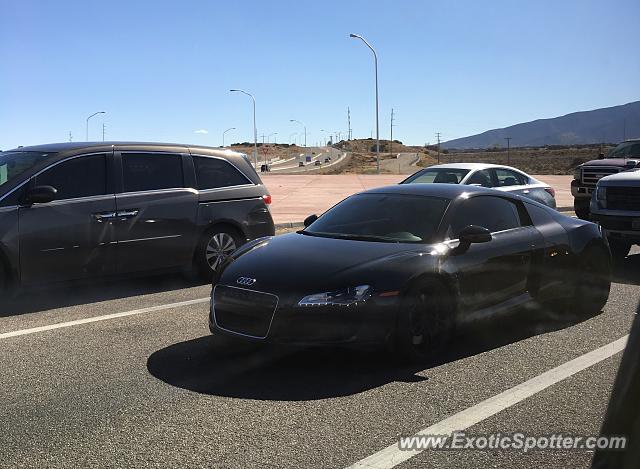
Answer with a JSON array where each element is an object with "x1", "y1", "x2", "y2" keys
[{"x1": 302, "y1": 232, "x2": 399, "y2": 242}]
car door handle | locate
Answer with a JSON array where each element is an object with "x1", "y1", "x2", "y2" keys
[
  {"x1": 93, "y1": 212, "x2": 117, "y2": 222},
  {"x1": 522, "y1": 190, "x2": 530, "y2": 194},
  {"x1": 117, "y1": 209, "x2": 139, "y2": 218}
]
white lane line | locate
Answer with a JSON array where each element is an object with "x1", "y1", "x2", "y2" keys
[
  {"x1": 0, "y1": 298, "x2": 210, "y2": 340},
  {"x1": 347, "y1": 335, "x2": 628, "y2": 469}
]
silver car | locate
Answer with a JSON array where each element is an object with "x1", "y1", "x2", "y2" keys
[{"x1": 402, "y1": 163, "x2": 557, "y2": 209}]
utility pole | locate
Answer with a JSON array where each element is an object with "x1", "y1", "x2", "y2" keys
[
  {"x1": 390, "y1": 108, "x2": 395, "y2": 171},
  {"x1": 505, "y1": 137, "x2": 512, "y2": 165},
  {"x1": 69, "y1": 131, "x2": 72, "y2": 142},
  {"x1": 348, "y1": 107, "x2": 352, "y2": 140},
  {"x1": 435, "y1": 132, "x2": 442, "y2": 164}
]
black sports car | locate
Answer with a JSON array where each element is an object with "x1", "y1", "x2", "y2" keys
[{"x1": 209, "y1": 184, "x2": 611, "y2": 361}]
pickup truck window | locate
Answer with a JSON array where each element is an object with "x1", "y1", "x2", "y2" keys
[{"x1": 608, "y1": 141, "x2": 640, "y2": 159}]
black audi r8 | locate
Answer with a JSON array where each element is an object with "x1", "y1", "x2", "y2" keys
[{"x1": 208, "y1": 184, "x2": 611, "y2": 361}]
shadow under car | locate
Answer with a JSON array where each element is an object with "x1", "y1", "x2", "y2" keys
[{"x1": 146, "y1": 301, "x2": 601, "y2": 401}]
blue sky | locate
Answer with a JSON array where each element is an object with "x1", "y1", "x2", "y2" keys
[{"x1": 1, "y1": 0, "x2": 638, "y2": 149}]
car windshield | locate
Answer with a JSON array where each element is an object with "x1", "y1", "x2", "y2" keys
[
  {"x1": 0, "y1": 151, "x2": 54, "y2": 190},
  {"x1": 607, "y1": 141, "x2": 640, "y2": 158},
  {"x1": 403, "y1": 168, "x2": 470, "y2": 184},
  {"x1": 303, "y1": 193, "x2": 449, "y2": 243}
]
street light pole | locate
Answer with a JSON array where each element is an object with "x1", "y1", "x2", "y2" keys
[
  {"x1": 230, "y1": 89, "x2": 258, "y2": 168},
  {"x1": 268, "y1": 132, "x2": 278, "y2": 144},
  {"x1": 222, "y1": 127, "x2": 236, "y2": 148},
  {"x1": 290, "y1": 119, "x2": 306, "y2": 147},
  {"x1": 350, "y1": 33, "x2": 380, "y2": 174},
  {"x1": 86, "y1": 111, "x2": 105, "y2": 141},
  {"x1": 320, "y1": 129, "x2": 329, "y2": 147}
]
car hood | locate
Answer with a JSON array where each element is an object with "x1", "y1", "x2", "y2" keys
[
  {"x1": 583, "y1": 158, "x2": 639, "y2": 167},
  {"x1": 598, "y1": 169, "x2": 640, "y2": 187},
  {"x1": 218, "y1": 232, "x2": 435, "y2": 298}
]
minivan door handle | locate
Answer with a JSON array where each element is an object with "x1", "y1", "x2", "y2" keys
[
  {"x1": 93, "y1": 211, "x2": 117, "y2": 222},
  {"x1": 117, "y1": 209, "x2": 139, "y2": 218}
]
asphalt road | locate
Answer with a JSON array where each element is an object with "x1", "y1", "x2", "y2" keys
[
  {"x1": 1, "y1": 247, "x2": 639, "y2": 468},
  {"x1": 379, "y1": 152, "x2": 421, "y2": 175}
]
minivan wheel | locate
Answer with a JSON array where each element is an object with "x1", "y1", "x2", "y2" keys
[{"x1": 196, "y1": 228, "x2": 243, "y2": 280}]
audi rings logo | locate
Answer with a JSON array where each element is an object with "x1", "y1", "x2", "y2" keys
[{"x1": 236, "y1": 277, "x2": 257, "y2": 286}]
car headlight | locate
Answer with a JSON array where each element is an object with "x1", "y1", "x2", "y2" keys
[
  {"x1": 596, "y1": 185, "x2": 606, "y2": 201},
  {"x1": 573, "y1": 167, "x2": 582, "y2": 180},
  {"x1": 298, "y1": 285, "x2": 372, "y2": 307}
]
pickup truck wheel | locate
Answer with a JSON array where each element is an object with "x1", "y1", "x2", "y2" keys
[
  {"x1": 195, "y1": 227, "x2": 244, "y2": 281},
  {"x1": 396, "y1": 280, "x2": 454, "y2": 363},
  {"x1": 609, "y1": 239, "x2": 631, "y2": 259},
  {"x1": 573, "y1": 247, "x2": 611, "y2": 316},
  {"x1": 574, "y1": 207, "x2": 590, "y2": 220}
]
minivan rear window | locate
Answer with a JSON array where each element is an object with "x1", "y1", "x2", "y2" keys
[
  {"x1": 122, "y1": 153, "x2": 183, "y2": 192},
  {"x1": 193, "y1": 156, "x2": 251, "y2": 190}
]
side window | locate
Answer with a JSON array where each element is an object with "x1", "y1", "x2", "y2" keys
[
  {"x1": 0, "y1": 185, "x2": 27, "y2": 207},
  {"x1": 447, "y1": 196, "x2": 521, "y2": 238},
  {"x1": 35, "y1": 154, "x2": 108, "y2": 200},
  {"x1": 466, "y1": 169, "x2": 493, "y2": 187},
  {"x1": 193, "y1": 156, "x2": 251, "y2": 190},
  {"x1": 494, "y1": 168, "x2": 527, "y2": 187},
  {"x1": 122, "y1": 153, "x2": 183, "y2": 192}
]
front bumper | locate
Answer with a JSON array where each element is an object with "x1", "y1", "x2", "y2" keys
[
  {"x1": 571, "y1": 180, "x2": 594, "y2": 199},
  {"x1": 209, "y1": 285, "x2": 399, "y2": 346},
  {"x1": 590, "y1": 213, "x2": 640, "y2": 244}
]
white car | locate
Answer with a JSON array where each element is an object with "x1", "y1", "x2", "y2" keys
[{"x1": 402, "y1": 163, "x2": 557, "y2": 209}]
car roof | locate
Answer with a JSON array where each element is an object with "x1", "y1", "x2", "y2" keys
[
  {"x1": 5, "y1": 141, "x2": 247, "y2": 159},
  {"x1": 422, "y1": 162, "x2": 526, "y2": 172},
  {"x1": 361, "y1": 182, "x2": 510, "y2": 199}
]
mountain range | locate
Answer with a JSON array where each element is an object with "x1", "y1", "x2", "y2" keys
[{"x1": 442, "y1": 101, "x2": 640, "y2": 149}]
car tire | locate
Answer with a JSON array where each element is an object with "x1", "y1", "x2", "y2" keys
[
  {"x1": 395, "y1": 279, "x2": 455, "y2": 363},
  {"x1": 572, "y1": 247, "x2": 611, "y2": 316},
  {"x1": 608, "y1": 239, "x2": 631, "y2": 260},
  {"x1": 195, "y1": 227, "x2": 244, "y2": 281}
]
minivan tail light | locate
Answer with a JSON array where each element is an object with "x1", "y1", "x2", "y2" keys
[
  {"x1": 262, "y1": 194, "x2": 272, "y2": 205},
  {"x1": 544, "y1": 187, "x2": 556, "y2": 198}
]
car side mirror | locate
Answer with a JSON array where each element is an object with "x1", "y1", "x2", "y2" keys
[
  {"x1": 459, "y1": 225, "x2": 492, "y2": 244},
  {"x1": 303, "y1": 214, "x2": 318, "y2": 227},
  {"x1": 25, "y1": 185, "x2": 57, "y2": 205},
  {"x1": 598, "y1": 153, "x2": 605, "y2": 160}
]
